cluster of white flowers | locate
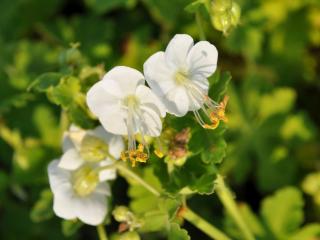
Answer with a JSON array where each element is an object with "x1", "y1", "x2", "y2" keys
[
  {"x1": 48, "y1": 126, "x2": 124, "y2": 225},
  {"x1": 48, "y1": 33, "x2": 228, "y2": 226}
]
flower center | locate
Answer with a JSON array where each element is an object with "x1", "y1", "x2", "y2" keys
[
  {"x1": 80, "y1": 135, "x2": 109, "y2": 162},
  {"x1": 174, "y1": 71, "x2": 190, "y2": 85},
  {"x1": 72, "y1": 165, "x2": 99, "y2": 197},
  {"x1": 123, "y1": 95, "x2": 140, "y2": 109}
]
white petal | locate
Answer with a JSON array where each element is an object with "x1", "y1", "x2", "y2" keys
[
  {"x1": 143, "y1": 51, "x2": 176, "y2": 97},
  {"x1": 140, "y1": 106, "x2": 163, "y2": 137},
  {"x1": 86, "y1": 79, "x2": 122, "y2": 118},
  {"x1": 95, "y1": 182, "x2": 111, "y2": 196},
  {"x1": 59, "y1": 148, "x2": 84, "y2": 170},
  {"x1": 62, "y1": 125, "x2": 86, "y2": 152},
  {"x1": 165, "y1": 87, "x2": 189, "y2": 116},
  {"x1": 108, "y1": 135, "x2": 124, "y2": 159},
  {"x1": 136, "y1": 85, "x2": 166, "y2": 117},
  {"x1": 99, "y1": 110, "x2": 128, "y2": 135},
  {"x1": 98, "y1": 158, "x2": 117, "y2": 181},
  {"x1": 165, "y1": 34, "x2": 194, "y2": 68},
  {"x1": 53, "y1": 194, "x2": 76, "y2": 220},
  {"x1": 187, "y1": 41, "x2": 218, "y2": 78},
  {"x1": 104, "y1": 66, "x2": 145, "y2": 96},
  {"x1": 74, "y1": 194, "x2": 107, "y2": 225},
  {"x1": 48, "y1": 160, "x2": 72, "y2": 196},
  {"x1": 193, "y1": 77, "x2": 209, "y2": 93},
  {"x1": 89, "y1": 126, "x2": 124, "y2": 159}
]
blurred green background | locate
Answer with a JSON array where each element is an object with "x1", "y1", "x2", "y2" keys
[{"x1": 0, "y1": 0, "x2": 320, "y2": 239}]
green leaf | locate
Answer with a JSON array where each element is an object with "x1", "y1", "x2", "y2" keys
[
  {"x1": 259, "y1": 88, "x2": 296, "y2": 120},
  {"x1": 185, "y1": 0, "x2": 203, "y2": 13},
  {"x1": 168, "y1": 223, "x2": 190, "y2": 240},
  {"x1": 67, "y1": 104, "x2": 96, "y2": 129},
  {"x1": 141, "y1": 0, "x2": 192, "y2": 29},
  {"x1": 261, "y1": 187, "x2": 304, "y2": 239},
  {"x1": 289, "y1": 224, "x2": 320, "y2": 240},
  {"x1": 62, "y1": 219, "x2": 83, "y2": 237},
  {"x1": 30, "y1": 189, "x2": 53, "y2": 222},
  {"x1": 127, "y1": 168, "x2": 181, "y2": 233},
  {"x1": 238, "y1": 204, "x2": 266, "y2": 237},
  {"x1": 84, "y1": 0, "x2": 136, "y2": 14},
  {"x1": 0, "y1": 171, "x2": 9, "y2": 194},
  {"x1": 152, "y1": 154, "x2": 218, "y2": 195},
  {"x1": 48, "y1": 76, "x2": 81, "y2": 107},
  {"x1": 201, "y1": 138, "x2": 227, "y2": 164},
  {"x1": 28, "y1": 72, "x2": 62, "y2": 92},
  {"x1": 209, "y1": 71, "x2": 232, "y2": 102}
]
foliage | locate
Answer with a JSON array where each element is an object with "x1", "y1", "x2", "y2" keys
[{"x1": 0, "y1": 0, "x2": 320, "y2": 239}]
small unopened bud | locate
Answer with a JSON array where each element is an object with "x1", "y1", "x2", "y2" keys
[
  {"x1": 119, "y1": 231, "x2": 141, "y2": 240},
  {"x1": 113, "y1": 206, "x2": 130, "y2": 222},
  {"x1": 212, "y1": 0, "x2": 232, "y2": 13},
  {"x1": 211, "y1": 0, "x2": 241, "y2": 34},
  {"x1": 230, "y1": 2, "x2": 241, "y2": 26}
]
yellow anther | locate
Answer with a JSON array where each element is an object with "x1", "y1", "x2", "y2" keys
[
  {"x1": 154, "y1": 149, "x2": 164, "y2": 158},
  {"x1": 121, "y1": 144, "x2": 148, "y2": 167},
  {"x1": 197, "y1": 95, "x2": 229, "y2": 130}
]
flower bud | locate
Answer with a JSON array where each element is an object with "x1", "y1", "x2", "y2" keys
[
  {"x1": 72, "y1": 166, "x2": 99, "y2": 197},
  {"x1": 113, "y1": 206, "x2": 130, "y2": 222},
  {"x1": 211, "y1": 0, "x2": 241, "y2": 34},
  {"x1": 212, "y1": 12, "x2": 232, "y2": 34},
  {"x1": 80, "y1": 135, "x2": 109, "y2": 162},
  {"x1": 120, "y1": 231, "x2": 141, "y2": 240},
  {"x1": 230, "y1": 2, "x2": 241, "y2": 26},
  {"x1": 212, "y1": 0, "x2": 232, "y2": 13}
]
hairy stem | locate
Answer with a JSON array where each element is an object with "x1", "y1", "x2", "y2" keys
[
  {"x1": 184, "y1": 208, "x2": 231, "y2": 240},
  {"x1": 97, "y1": 224, "x2": 108, "y2": 240},
  {"x1": 215, "y1": 175, "x2": 255, "y2": 240}
]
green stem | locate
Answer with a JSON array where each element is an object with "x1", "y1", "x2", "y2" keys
[
  {"x1": 184, "y1": 208, "x2": 231, "y2": 240},
  {"x1": 116, "y1": 162, "x2": 160, "y2": 197},
  {"x1": 215, "y1": 175, "x2": 255, "y2": 240},
  {"x1": 196, "y1": 10, "x2": 206, "y2": 40},
  {"x1": 97, "y1": 224, "x2": 108, "y2": 240},
  {"x1": 117, "y1": 162, "x2": 231, "y2": 240}
]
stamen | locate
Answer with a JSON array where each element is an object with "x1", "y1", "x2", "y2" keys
[
  {"x1": 188, "y1": 83, "x2": 229, "y2": 130},
  {"x1": 121, "y1": 144, "x2": 148, "y2": 167}
]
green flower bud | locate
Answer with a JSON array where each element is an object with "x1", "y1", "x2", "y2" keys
[
  {"x1": 210, "y1": 0, "x2": 241, "y2": 34},
  {"x1": 113, "y1": 206, "x2": 130, "y2": 222},
  {"x1": 211, "y1": 12, "x2": 232, "y2": 34},
  {"x1": 120, "y1": 231, "x2": 141, "y2": 240},
  {"x1": 212, "y1": 0, "x2": 232, "y2": 13},
  {"x1": 80, "y1": 135, "x2": 109, "y2": 162},
  {"x1": 72, "y1": 166, "x2": 99, "y2": 197},
  {"x1": 230, "y1": 2, "x2": 241, "y2": 26}
]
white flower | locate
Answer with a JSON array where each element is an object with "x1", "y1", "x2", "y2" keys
[
  {"x1": 86, "y1": 66, "x2": 166, "y2": 166},
  {"x1": 59, "y1": 125, "x2": 124, "y2": 181},
  {"x1": 144, "y1": 34, "x2": 228, "y2": 129},
  {"x1": 48, "y1": 159, "x2": 110, "y2": 225}
]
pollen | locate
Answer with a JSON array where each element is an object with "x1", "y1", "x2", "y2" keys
[{"x1": 121, "y1": 144, "x2": 148, "y2": 167}]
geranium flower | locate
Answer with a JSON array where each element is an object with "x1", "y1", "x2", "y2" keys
[
  {"x1": 59, "y1": 125, "x2": 124, "y2": 180},
  {"x1": 86, "y1": 66, "x2": 166, "y2": 166},
  {"x1": 144, "y1": 34, "x2": 228, "y2": 129},
  {"x1": 48, "y1": 159, "x2": 111, "y2": 225}
]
